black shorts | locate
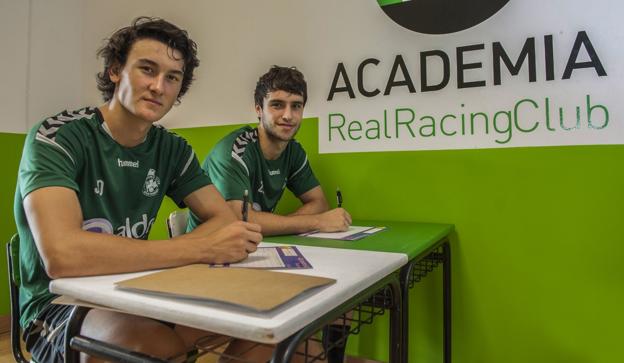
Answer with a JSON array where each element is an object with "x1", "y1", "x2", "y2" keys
[
  {"x1": 23, "y1": 302, "x2": 184, "y2": 363},
  {"x1": 23, "y1": 303, "x2": 74, "y2": 363}
]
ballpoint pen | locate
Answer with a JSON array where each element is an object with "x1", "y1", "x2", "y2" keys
[
  {"x1": 242, "y1": 189, "x2": 249, "y2": 222},
  {"x1": 336, "y1": 187, "x2": 342, "y2": 208}
]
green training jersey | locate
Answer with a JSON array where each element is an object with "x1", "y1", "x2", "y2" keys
[
  {"x1": 188, "y1": 126, "x2": 319, "y2": 230},
  {"x1": 14, "y1": 107, "x2": 211, "y2": 328}
]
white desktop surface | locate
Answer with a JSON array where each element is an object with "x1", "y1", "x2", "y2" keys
[{"x1": 49, "y1": 243, "x2": 407, "y2": 343}]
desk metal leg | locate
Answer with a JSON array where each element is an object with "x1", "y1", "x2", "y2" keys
[
  {"x1": 399, "y1": 264, "x2": 411, "y2": 363},
  {"x1": 388, "y1": 277, "x2": 402, "y2": 363},
  {"x1": 271, "y1": 335, "x2": 297, "y2": 363},
  {"x1": 271, "y1": 274, "x2": 402, "y2": 363},
  {"x1": 443, "y1": 240, "x2": 451, "y2": 363},
  {"x1": 400, "y1": 238, "x2": 451, "y2": 363}
]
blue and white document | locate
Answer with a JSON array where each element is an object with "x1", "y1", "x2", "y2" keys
[
  {"x1": 210, "y1": 246, "x2": 312, "y2": 269},
  {"x1": 299, "y1": 226, "x2": 386, "y2": 241}
]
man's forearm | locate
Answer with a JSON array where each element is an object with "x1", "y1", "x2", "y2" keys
[
  {"x1": 38, "y1": 230, "x2": 200, "y2": 278},
  {"x1": 225, "y1": 194, "x2": 349, "y2": 236},
  {"x1": 191, "y1": 208, "x2": 237, "y2": 235},
  {"x1": 40, "y1": 218, "x2": 260, "y2": 279},
  {"x1": 289, "y1": 198, "x2": 329, "y2": 216},
  {"x1": 248, "y1": 209, "x2": 319, "y2": 236}
]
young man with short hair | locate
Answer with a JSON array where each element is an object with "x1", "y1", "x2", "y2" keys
[
  {"x1": 188, "y1": 66, "x2": 351, "y2": 236},
  {"x1": 15, "y1": 17, "x2": 261, "y2": 362},
  {"x1": 188, "y1": 65, "x2": 348, "y2": 363}
]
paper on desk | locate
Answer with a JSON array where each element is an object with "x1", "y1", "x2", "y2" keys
[
  {"x1": 115, "y1": 265, "x2": 335, "y2": 311},
  {"x1": 211, "y1": 246, "x2": 312, "y2": 269},
  {"x1": 299, "y1": 226, "x2": 386, "y2": 240}
]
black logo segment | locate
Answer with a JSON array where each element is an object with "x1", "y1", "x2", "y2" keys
[{"x1": 379, "y1": 0, "x2": 510, "y2": 34}]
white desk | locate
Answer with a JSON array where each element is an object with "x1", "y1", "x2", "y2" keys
[{"x1": 50, "y1": 243, "x2": 407, "y2": 362}]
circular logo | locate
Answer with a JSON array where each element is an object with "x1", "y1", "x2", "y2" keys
[{"x1": 378, "y1": 0, "x2": 510, "y2": 34}]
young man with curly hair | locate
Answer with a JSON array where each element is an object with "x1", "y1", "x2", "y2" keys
[{"x1": 15, "y1": 17, "x2": 261, "y2": 362}]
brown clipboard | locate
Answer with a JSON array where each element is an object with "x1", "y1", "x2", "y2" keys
[{"x1": 115, "y1": 265, "x2": 335, "y2": 311}]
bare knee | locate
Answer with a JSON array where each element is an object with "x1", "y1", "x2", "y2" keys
[
  {"x1": 79, "y1": 309, "x2": 186, "y2": 362},
  {"x1": 220, "y1": 339, "x2": 273, "y2": 363},
  {"x1": 175, "y1": 325, "x2": 230, "y2": 352}
]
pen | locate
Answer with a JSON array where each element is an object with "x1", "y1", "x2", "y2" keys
[
  {"x1": 336, "y1": 187, "x2": 342, "y2": 208},
  {"x1": 242, "y1": 189, "x2": 249, "y2": 222}
]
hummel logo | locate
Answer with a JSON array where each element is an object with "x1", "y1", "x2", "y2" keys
[{"x1": 118, "y1": 158, "x2": 139, "y2": 168}]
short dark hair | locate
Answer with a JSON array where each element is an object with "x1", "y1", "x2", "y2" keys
[
  {"x1": 254, "y1": 66, "x2": 307, "y2": 108},
  {"x1": 96, "y1": 16, "x2": 199, "y2": 102}
]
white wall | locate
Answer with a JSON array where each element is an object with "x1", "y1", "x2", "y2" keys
[
  {"x1": 0, "y1": 0, "x2": 82, "y2": 133},
  {"x1": 79, "y1": 0, "x2": 366, "y2": 129},
  {"x1": 0, "y1": 0, "x2": 30, "y2": 133},
  {"x1": 26, "y1": 0, "x2": 83, "y2": 130}
]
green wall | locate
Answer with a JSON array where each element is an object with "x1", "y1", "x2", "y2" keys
[
  {"x1": 153, "y1": 119, "x2": 624, "y2": 362},
  {"x1": 4, "y1": 118, "x2": 622, "y2": 362},
  {"x1": 0, "y1": 132, "x2": 26, "y2": 316}
]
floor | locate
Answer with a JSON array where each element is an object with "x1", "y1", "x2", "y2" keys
[{"x1": 0, "y1": 333, "x2": 18, "y2": 362}]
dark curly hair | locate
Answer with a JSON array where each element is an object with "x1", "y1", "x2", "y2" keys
[
  {"x1": 96, "y1": 16, "x2": 199, "y2": 103},
  {"x1": 254, "y1": 66, "x2": 307, "y2": 108}
]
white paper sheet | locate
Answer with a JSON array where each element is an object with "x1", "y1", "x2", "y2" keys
[{"x1": 299, "y1": 226, "x2": 385, "y2": 240}]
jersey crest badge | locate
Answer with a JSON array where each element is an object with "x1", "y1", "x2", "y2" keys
[{"x1": 142, "y1": 169, "x2": 160, "y2": 197}]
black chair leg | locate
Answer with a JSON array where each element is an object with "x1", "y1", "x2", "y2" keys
[
  {"x1": 322, "y1": 324, "x2": 350, "y2": 363},
  {"x1": 7, "y1": 240, "x2": 30, "y2": 363}
]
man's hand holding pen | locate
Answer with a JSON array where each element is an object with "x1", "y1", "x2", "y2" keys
[
  {"x1": 315, "y1": 208, "x2": 352, "y2": 232},
  {"x1": 313, "y1": 186, "x2": 352, "y2": 232},
  {"x1": 189, "y1": 219, "x2": 262, "y2": 264}
]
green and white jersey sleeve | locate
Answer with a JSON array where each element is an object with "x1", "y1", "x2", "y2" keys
[
  {"x1": 162, "y1": 129, "x2": 213, "y2": 206},
  {"x1": 206, "y1": 127, "x2": 256, "y2": 202},
  {"x1": 18, "y1": 109, "x2": 91, "y2": 196},
  {"x1": 285, "y1": 140, "x2": 319, "y2": 197}
]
